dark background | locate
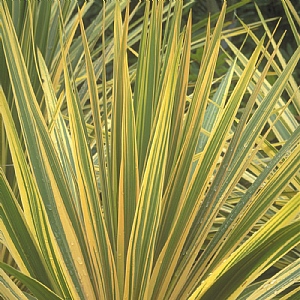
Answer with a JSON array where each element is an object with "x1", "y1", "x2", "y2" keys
[{"x1": 79, "y1": 0, "x2": 300, "y2": 69}]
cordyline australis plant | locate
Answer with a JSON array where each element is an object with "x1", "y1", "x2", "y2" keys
[{"x1": 0, "y1": 0, "x2": 300, "y2": 299}]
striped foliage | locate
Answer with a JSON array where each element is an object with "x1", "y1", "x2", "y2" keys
[{"x1": 0, "y1": 1, "x2": 299, "y2": 299}]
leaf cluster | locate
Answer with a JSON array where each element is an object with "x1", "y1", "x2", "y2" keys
[{"x1": 0, "y1": 1, "x2": 300, "y2": 299}]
